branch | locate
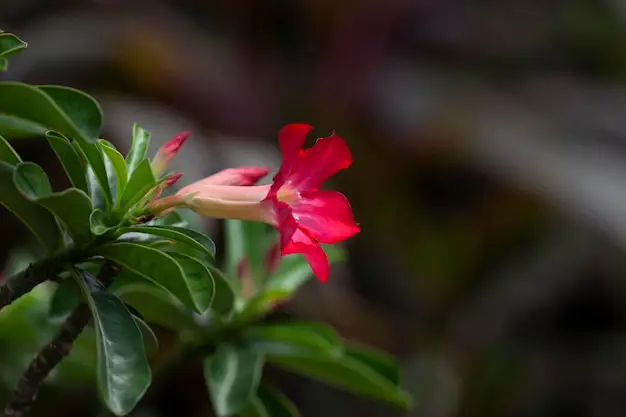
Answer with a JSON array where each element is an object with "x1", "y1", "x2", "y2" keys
[
  {"x1": 0, "y1": 261, "x2": 59, "y2": 311},
  {"x1": 1, "y1": 263, "x2": 118, "y2": 417}
]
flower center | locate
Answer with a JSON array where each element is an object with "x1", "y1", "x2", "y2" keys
[{"x1": 276, "y1": 185, "x2": 299, "y2": 205}]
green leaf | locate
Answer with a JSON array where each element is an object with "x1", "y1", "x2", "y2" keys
[
  {"x1": 167, "y1": 252, "x2": 215, "y2": 313},
  {"x1": 72, "y1": 269, "x2": 151, "y2": 416},
  {"x1": 119, "y1": 158, "x2": 155, "y2": 211},
  {"x1": 36, "y1": 189, "x2": 94, "y2": 245},
  {"x1": 133, "y1": 315, "x2": 159, "y2": 357},
  {"x1": 93, "y1": 242, "x2": 203, "y2": 313},
  {"x1": 204, "y1": 343, "x2": 265, "y2": 417},
  {"x1": 0, "y1": 33, "x2": 27, "y2": 58},
  {"x1": 0, "y1": 57, "x2": 6, "y2": 72},
  {"x1": 89, "y1": 209, "x2": 118, "y2": 236},
  {"x1": 0, "y1": 134, "x2": 21, "y2": 166},
  {"x1": 13, "y1": 162, "x2": 52, "y2": 198},
  {"x1": 46, "y1": 131, "x2": 88, "y2": 193},
  {"x1": 224, "y1": 220, "x2": 274, "y2": 281},
  {"x1": 116, "y1": 226, "x2": 215, "y2": 260},
  {"x1": 268, "y1": 356, "x2": 410, "y2": 409},
  {"x1": 344, "y1": 344, "x2": 401, "y2": 386},
  {"x1": 205, "y1": 264, "x2": 236, "y2": 315},
  {"x1": 99, "y1": 141, "x2": 128, "y2": 207},
  {"x1": 242, "y1": 385, "x2": 301, "y2": 417},
  {"x1": 244, "y1": 322, "x2": 341, "y2": 357},
  {"x1": 37, "y1": 86, "x2": 102, "y2": 141},
  {"x1": 13, "y1": 162, "x2": 94, "y2": 245},
  {"x1": 126, "y1": 124, "x2": 150, "y2": 177},
  {"x1": 112, "y1": 276, "x2": 196, "y2": 331},
  {"x1": 0, "y1": 161, "x2": 62, "y2": 254}
]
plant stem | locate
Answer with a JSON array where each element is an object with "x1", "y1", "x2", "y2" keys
[
  {"x1": 0, "y1": 261, "x2": 58, "y2": 311},
  {"x1": 1, "y1": 263, "x2": 118, "y2": 417}
]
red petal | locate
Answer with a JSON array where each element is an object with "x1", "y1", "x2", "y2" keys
[
  {"x1": 287, "y1": 133, "x2": 352, "y2": 191},
  {"x1": 278, "y1": 124, "x2": 312, "y2": 176},
  {"x1": 275, "y1": 202, "x2": 330, "y2": 282},
  {"x1": 293, "y1": 191, "x2": 360, "y2": 244}
]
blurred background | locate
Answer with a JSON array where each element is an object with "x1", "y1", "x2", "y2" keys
[{"x1": 3, "y1": 0, "x2": 626, "y2": 416}]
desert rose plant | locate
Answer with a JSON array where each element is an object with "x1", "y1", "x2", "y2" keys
[{"x1": 0, "y1": 31, "x2": 411, "y2": 417}]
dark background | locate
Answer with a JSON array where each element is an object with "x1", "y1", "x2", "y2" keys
[{"x1": 3, "y1": 1, "x2": 626, "y2": 416}]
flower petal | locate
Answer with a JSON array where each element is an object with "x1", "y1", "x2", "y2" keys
[
  {"x1": 179, "y1": 167, "x2": 269, "y2": 191},
  {"x1": 278, "y1": 123, "x2": 312, "y2": 176},
  {"x1": 287, "y1": 133, "x2": 352, "y2": 191},
  {"x1": 275, "y1": 202, "x2": 330, "y2": 282},
  {"x1": 293, "y1": 191, "x2": 360, "y2": 244}
]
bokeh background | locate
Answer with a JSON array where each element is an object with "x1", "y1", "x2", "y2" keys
[{"x1": 3, "y1": 0, "x2": 626, "y2": 416}]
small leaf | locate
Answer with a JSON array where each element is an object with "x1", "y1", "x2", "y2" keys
[
  {"x1": 116, "y1": 226, "x2": 215, "y2": 260},
  {"x1": 0, "y1": 134, "x2": 21, "y2": 166},
  {"x1": 205, "y1": 264, "x2": 236, "y2": 315},
  {"x1": 13, "y1": 163, "x2": 94, "y2": 245},
  {"x1": 93, "y1": 242, "x2": 202, "y2": 313},
  {"x1": 46, "y1": 131, "x2": 88, "y2": 193},
  {"x1": 89, "y1": 209, "x2": 118, "y2": 236},
  {"x1": 126, "y1": 124, "x2": 150, "y2": 177},
  {"x1": 204, "y1": 343, "x2": 265, "y2": 417},
  {"x1": 167, "y1": 252, "x2": 215, "y2": 313},
  {"x1": 0, "y1": 161, "x2": 62, "y2": 254},
  {"x1": 242, "y1": 385, "x2": 301, "y2": 417},
  {"x1": 120, "y1": 158, "x2": 155, "y2": 211},
  {"x1": 132, "y1": 315, "x2": 159, "y2": 357},
  {"x1": 72, "y1": 269, "x2": 151, "y2": 416},
  {"x1": 0, "y1": 33, "x2": 27, "y2": 58},
  {"x1": 36, "y1": 189, "x2": 94, "y2": 245},
  {"x1": 112, "y1": 275, "x2": 196, "y2": 331},
  {"x1": 13, "y1": 162, "x2": 52, "y2": 199},
  {"x1": 99, "y1": 141, "x2": 128, "y2": 207}
]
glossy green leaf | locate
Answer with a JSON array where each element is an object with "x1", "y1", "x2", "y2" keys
[
  {"x1": 13, "y1": 162, "x2": 51, "y2": 198},
  {"x1": 167, "y1": 252, "x2": 215, "y2": 313},
  {"x1": 116, "y1": 225, "x2": 215, "y2": 259},
  {"x1": 132, "y1": 315, "x2": 159, "y2": 357},
  {"x1": 38, "y1": 85, "x2": 111, "y2": 209},
  {"x1": 36, "y1": 189, "x2": 94, "y2": 245},
  {"x1": 0, "y1": 134, "x2": 20, "y2": 165},
  {"x1": 206, "y1": 264, "x2": 236, "y2": 315},
  {"x1": 120, "y1": 158, "x2": 155, "y2": 211},
  {"x1": 93, "y1": 242, "x2": 203, "y2": 313},
  {"x1": 89, "y1": 209, "x2": 118, "y2": 236},
  {"x1": 112, "y1": 276, "x2": 196, "y2": 331},
  {"x1": 0, "y1": 161, "x2": 62, "y2": 254},
  {"x1": 46, "y1": 131, "x2": 88, "y2": 193},
  {"x1": 145, "y1": 211, "x2": 187, "y2": 228},
  {"x1": 0, "y1": 32, "x2": 27, "y2": 58},
  {"x1": 72, "y1": 269, "x2": 151, "y2": 416},
  {"x1": 99, "y1": 141, "x2": 128, "y2": 206},
  {"x1": 13, "y1": 162, "x2": 94, "y2": 245},
  {"x1": 242, "y1": 385, "x2": 301, "y2": 417},
  {"x1": 126, "y1": 124, "x2": 150, "y2": 177},
  {"x1": 204, "y1": 343, "x2": 265, "y2": 417}
]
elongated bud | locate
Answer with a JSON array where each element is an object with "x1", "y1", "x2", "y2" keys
[
  {"x1": 146, "y1": 172, "x2": 184, "y2": 206},
  {"x1": 152, "y1": 131, "x2": 191, "y2": 176},
  {"x1": 264, "y1": 241, "x2": 281, "y2": 275}
]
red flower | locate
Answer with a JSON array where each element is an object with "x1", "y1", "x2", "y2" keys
[
  {"x1": 149, "y1": 124, "x2": 359, "y2": 283},
  {"x1": 263, "y1": 124, "x2": 359, "y2": 282}
]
